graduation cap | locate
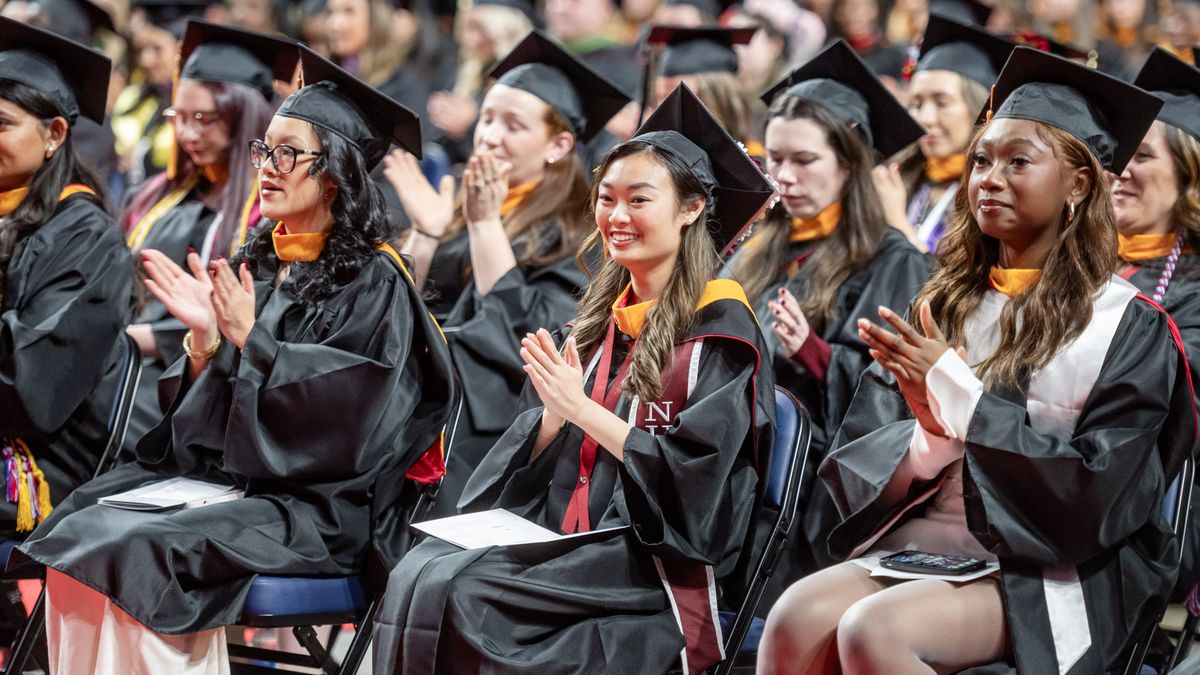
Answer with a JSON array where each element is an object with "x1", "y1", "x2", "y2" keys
[
  {"x1": 487, "y1": 30, "x2": 632, "y2": 142},
  {"x1": 760, "y1": 40, "x2": 924, "y2": 159},
  {"x1": 929, "y1": 0, "x2": 992, "y2": 26},
  {"x1": 131, "y1": 0, "x2": 210, "y2": 38},
  {"x1": 982, "y1": 46, "x2": 1162, "y2": 173},
  {"x1": 179, "y1": 20, "x2": 299, "y2": 101},
  {"x1": 661, "y1": 0, "x2": 737, "y2": 20},
  {"x1": 32, "y1": 0, "x2": 114, "y2": 44},
  {"x1": 276, "y1": 45, "x2": 421, "y2": 169},
  {"x1": 630, "y1": 84, "x2": 774, "y2": 255},
  {"x1": 0, "y1": 15, "x2": 109, "y2": 123},
  {"x1": 917, "y1": 14, "x2": 1013, "y2": 87},
  {"x1": 1133, "y1": 47, "x2": 1200, "y2": 142},
  {"x1": 648, "y1": 25, "x2": 757, "y2": 77}
]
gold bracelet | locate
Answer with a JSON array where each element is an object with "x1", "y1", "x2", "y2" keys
[{"x1": 182, "y1": 330, "x2": 222, "y2": 360}]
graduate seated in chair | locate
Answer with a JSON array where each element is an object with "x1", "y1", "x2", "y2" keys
[
  {"x1": 756, "y1": 48, "x2": 1199, "y2": 675},
  {"x1": 14, "y1": 46, "x2": 455, "y2": 675},
  {"x1": 372, "y1": 85, "x2": 777, "y2": 675},
  {"x1": 0, "y1": 19, "x2": 131, "y2": 537}
]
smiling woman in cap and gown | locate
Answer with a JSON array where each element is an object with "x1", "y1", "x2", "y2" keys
[
  {"x1": 372, "y1": 85, "x2": 777, "y2": 675},
  {"x1": 1113, "y1": 47, "x2": 1200, "y2": 600},
  {"x1": 757, "y1": 47, "x2": 1197, "y2": 675},
  {"x1": 122, "y1": 21, "x2": 297, "y2": 449},
  {"x1": 14, "y1": 46, "x2": 454, "y2": 674},
  {"x1": 873, "y1": 13, "x2": 1013, "y2": 254},
  {"x1": 385, "y1": 30, "x2": 632, "y2": 518},
  {"x1": 0, "y1": 17, "x2": 130, "y2": 537},
  {"x1": 725, "y1": 40, "x2": 931, "y2": 577}
]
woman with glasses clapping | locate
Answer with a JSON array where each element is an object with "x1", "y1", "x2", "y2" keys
[
  {"x1": 120, "y1": 20, "x2": 297, "y2": 450},
  {"x1": 15, "y1": 46, "x2": 454, "y2": 674}
]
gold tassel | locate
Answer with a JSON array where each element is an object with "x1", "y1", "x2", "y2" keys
[
  {"x1": 985, "y1": 85, "x2": 996, "y2": 123},
  {"x1": 166, "y1": 50, "x2": 182, "y2": 181},
  {"x1": 11, "y1": 440, "x2": 50, "y2": 533}
]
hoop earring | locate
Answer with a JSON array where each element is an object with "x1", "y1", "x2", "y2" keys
[{"x1": 1067, "y1": 201, "x2": 1076, "y2": 223}]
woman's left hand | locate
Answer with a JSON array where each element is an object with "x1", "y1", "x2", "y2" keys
[
  {"x1": 210, "y1": 259, "x2": 256, "y2": 349},
  {"x1": 858, "y1": 301, "x2": 954, "y2": 435},
  {"x1": 462, "y1": 153, "x2": 510, "y2": 226},
  {"x1": 521, "y1": 329, "x2": 588, "y2": 424}
]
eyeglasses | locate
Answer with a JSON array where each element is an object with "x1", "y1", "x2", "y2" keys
[
  {"x1": 249, "y1": 139, "x2": 324, "y2": 174},
  {"x1": 163, "y1": 108, "x2": 222, "y2": 132}
]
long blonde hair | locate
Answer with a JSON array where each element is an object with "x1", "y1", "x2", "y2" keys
[
  {"x1": 356, "y1": 0, "x2": 411, "y2": 87},
  {"x1": 452, "y1": 4, "x2": 532, "y2": 98},
  {"x1": 912, "y1": 121, "x2": 1116, "y2": 391},
  {"x1": 571, "y1": 141, "x2": 718, "y2": 402}
]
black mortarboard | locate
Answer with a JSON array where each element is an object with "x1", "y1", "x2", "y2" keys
[
  {"x1": 630, "y1": 84, "x2": 774, "y2": 255},
  {"x1": 472, "y1": 0, "x2": 536, "y2": 22},
  {"x1": 0, "y1": 16, "x2": 109, "y2": 123},
  {"x1": 179, "y1": 20, "x2": 299, "y2": 101},
  {"x1": 648, "y1": 25, "x2": 757, "y2": 77},
  {"x1": 982, "y1": 46, "x2": 1161, "y2": 173},
  {"x1": 1133, "y1": 47, "x2": 1200, "y2": 142},
  {"x1": 917, "y1": 14, "x2": 1012, "y2": 87},
  {"x1": 488, "y1": 30, "x2": 632, "y2": 142},
  {"x1": 131, "y1": 0, "x2": 210, "y2": 38},
  {"x1": 760, "y1": 40, "x2": 924, "y2": 158},
  {"x1": 33, "y1": 0, "x2": 114, "y2": 44},
  {"x1": 662, "y1": 0, "x2": 737, "y2": 20},
  {"x1": 928, "y1": 0, "x2": 992, "y2": 26},
  {"x1": 276, "y1": 46, "x2": 421, "y2": 169}
]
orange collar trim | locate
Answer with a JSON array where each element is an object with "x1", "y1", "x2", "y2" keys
[
  {"x1": 925, "y1": 153, "x2": 967, "y2": 183},
  {"x1": 0, "y1": 183, "x2": 95, "y2": 217},
  {"x1": 272, "y1": 222, "x2": 329, "y2": 262},
  {"x1": 1118, "y1": 232, "x2": 1178, "y2": 262},
  {"x1": 611, "y1": 278, "x2": 753, "y2": 338},
  {"x1": 789, "y1": 201, "x2": 841, "y2": 243},
  {"x1": 988, "y1": 266, "x2": 1042, "y2": 296},
  {"x1": 501, "y1": 181, "x2": 539, "y2": 217}
]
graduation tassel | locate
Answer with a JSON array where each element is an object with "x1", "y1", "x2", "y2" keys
[
  {"x1": 3, "y1": 439, "x2": 51, "y2": 532},
  {"x1": 166, "y1": 50, "x2": 182, "y2": 181},
  {"x1": 985, "y1": 85, "x2": 995, "y2": 123}
]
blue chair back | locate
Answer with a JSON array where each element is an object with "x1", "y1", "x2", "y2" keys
[{"x1": 763, "y1": 388, "x2": 801, "y2": 510}]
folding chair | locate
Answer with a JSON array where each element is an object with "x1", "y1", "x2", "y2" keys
[
  {"x1": 712, "y1": 386, "x2": 811, "y2": 675},
  {"x1": 3, "y1": 332, "x2": 143, "y2": 673},
  {"x1": 1120, "y1": 458, "x2": 1194, "y2": 675}
]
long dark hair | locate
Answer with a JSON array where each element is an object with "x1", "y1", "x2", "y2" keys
[
  {"x1": 239, "y1": 125, "x2": 395, "y2": 303},
  {"x1": 732, "y1": 95, "x2": 886, "y2": 332},
  {"x1": 0, "y1": 79, "x2": 106, "y2": 292},
  {"x1": 571, "y1": 140, "x2": 717, "y2": 401},
  {"x1": 124, "y1": 80, "x2": 273, "y2": 258},
  {"x1": 913, "y1": 122, "x2": 1115, "y2": 391}
]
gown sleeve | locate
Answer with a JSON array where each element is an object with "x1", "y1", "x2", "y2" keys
[
  {"x1": 221, "y1": 271, "x2": 425, "y2": 483},
  {"x1": 444, "y1": 254, "x2": 584, "y2": 433},
  {"x1": 0, "y1": 203, "x2": 132, "y2": 437}
]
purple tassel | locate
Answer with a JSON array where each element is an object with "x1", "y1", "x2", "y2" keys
[{"x1": 3, "y1": 446, "x2": 17, "y2": 504}]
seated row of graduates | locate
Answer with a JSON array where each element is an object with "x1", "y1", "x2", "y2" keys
[{"x1": 1, "y1": 7, "x2": 1200, "y2": 674}]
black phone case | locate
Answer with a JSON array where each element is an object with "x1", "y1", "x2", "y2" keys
[{"x1": 879, "y1": 551, "x2": 987, "y2": 576}]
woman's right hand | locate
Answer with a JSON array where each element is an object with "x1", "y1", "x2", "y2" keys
[
  {"x1": 141, "y1": 249, "x2": 218, "y2": 346},
  {"x1": 428, "y1": 91, "x2": 479, "y2": 140},
  {"x1": 383, "y1": 149, "x2": 456, "y2": 238},
  {"x1": 871, "y1": 163, "x2": 920, "y2": 243}
]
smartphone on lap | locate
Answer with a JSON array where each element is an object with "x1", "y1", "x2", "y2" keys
[{"x1": 879, "y1": 550, "x2": 987, "y2": 576}]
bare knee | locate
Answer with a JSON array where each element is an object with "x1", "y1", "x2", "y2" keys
[
  {"x1": 836, "y1": 595, "x2": 906, "y2": 675},
  {"x1": 757, "y1": 575, "x2": 854, "y2": 674}
]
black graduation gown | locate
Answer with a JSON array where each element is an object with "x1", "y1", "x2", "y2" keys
[
  {"x1": 726, "y1": 226, "x2": 931, "y2": 577},
  {"x1": 821, "y1": 295, "x2": 1197, "y2": 674},
  {"x1": 123, "y1": 179, "x2": 219, "y2": 450},
  {"x1": 372, "y1": 290, "x2": 776, "y2": 675},
  {"x1": 429, "y1": 221, "x2": 587, "y2": 518},
  {"x1": 0, "y1": 196, "x2": 131, "y2": 537},
  {"x1": 1124, "y1": 253, "x2": 1200, "y2": 598},
  {"x1": 13, "y1": 247, "x2": 455, "y2": 634}
]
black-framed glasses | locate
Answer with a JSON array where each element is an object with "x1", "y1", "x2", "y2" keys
[{"x1": 249, "y1": 139, "x2": 324, "y2": 174}]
